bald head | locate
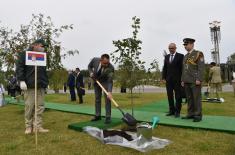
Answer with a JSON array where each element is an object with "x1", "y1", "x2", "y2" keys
[{"x1": 168, "y1": 43, "x2": 177, "y2": 54}]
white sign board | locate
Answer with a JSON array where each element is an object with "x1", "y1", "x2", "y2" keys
[{"x1": 25, "y1": 51, "x2": 47, "y2": 66}]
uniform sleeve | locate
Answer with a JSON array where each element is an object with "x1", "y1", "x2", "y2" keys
[
  {"x1": 196, "y1": 52, "x2": 205, "y2": 82},
  {"x1": 181, "y1": 56, "x2": 186, "y2": 82},
  {"x1": 179, "y1": 54, "x2": 184, "y2": 78},
  {"x1": 16, "y1": 51, "x2": 26, "y2": 81},
  {"x1": 209, "y1": 68, "x2": 213, "y2": 81}
]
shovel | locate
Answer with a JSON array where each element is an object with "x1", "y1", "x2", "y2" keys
[
  {"x1": 151, "y1": 116, "x2": 159, "y2": 129},
  {"x1": 95, "y1": 79, "x2": 137, "y2": 126}
]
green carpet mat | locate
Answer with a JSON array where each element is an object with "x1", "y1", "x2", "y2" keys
[
  {"x1": 6, "y1": 98, "x2": 235, "y2": 133},
  {"x1": 68, "y1": 118, "x2": 123, "y2": 132}
]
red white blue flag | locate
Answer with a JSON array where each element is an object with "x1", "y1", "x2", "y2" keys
[
  {"x1": 26, "y1": 51, "x2": 47, "y2": 66},
  {"x1": 28, "y1": 53, "x2": 45, "y2": 61}
]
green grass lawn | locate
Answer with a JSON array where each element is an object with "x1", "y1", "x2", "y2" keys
[
  {"x1": 0, "y1": 92, "x2": 235, "y2": 154},
  {"x1": 45, "y1": 92, "x2": 235, "y2": 117}
]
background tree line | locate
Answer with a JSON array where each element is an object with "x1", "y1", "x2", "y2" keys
[
  {"x1": 1, "y1": 13, "x2": 234, "y2": 94},
  {"x1": 0, "y1": 14, "x2": 78, "y2": 92}
]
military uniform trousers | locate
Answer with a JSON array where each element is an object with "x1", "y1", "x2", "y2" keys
[
  {"x1": 210, "y1": 83, "x2": 222, "y2": 99},
  {"x1": 24, "y1": 88, "x2": 45, "y2": 128},
  {"x1": 184, "y1": 83, "x2": 202, "y2": 118}
]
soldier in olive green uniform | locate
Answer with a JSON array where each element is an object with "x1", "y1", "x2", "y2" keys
[
  {"x1": 209, "y1": 62, "x2": 222, "y2": 99},
  {"x1": 181, "y1": 38, "x2": 205, "y2": 122}
]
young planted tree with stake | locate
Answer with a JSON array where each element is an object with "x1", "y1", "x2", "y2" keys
[{"x1": 111, "y1": 16, "x2": 145, "y2": 116}]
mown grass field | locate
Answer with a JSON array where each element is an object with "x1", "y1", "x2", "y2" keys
[
  {"x1": 0, "y1": 92, "x2": 235, "y2": 155},
  {"x1": 45, "y1": 92, "x2": 235, "y2": 117}
]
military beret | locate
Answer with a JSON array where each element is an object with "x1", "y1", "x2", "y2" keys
[
  {"x1": 33, "y1": 38, "x2": 47, "y2": 47},
  {"x1": 183, "y1": 38, "x2": 195, "y2": 45}
]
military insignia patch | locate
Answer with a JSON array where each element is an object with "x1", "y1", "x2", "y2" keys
[{"x1": 199, "y1": 52, "x2": 204, "y2": 62}]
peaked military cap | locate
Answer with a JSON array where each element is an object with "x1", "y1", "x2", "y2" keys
[{"x1": 183, "y1": 38, "x2": 195, "y2": 45}]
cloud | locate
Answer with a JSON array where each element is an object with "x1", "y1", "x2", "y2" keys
[{"x1": 0, "y1": 0, "x2": 234, "y2": 70}]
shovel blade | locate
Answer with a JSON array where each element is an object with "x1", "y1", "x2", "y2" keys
[{"x1": 122, "y1": 112, "x2": 137, "y2": 126}]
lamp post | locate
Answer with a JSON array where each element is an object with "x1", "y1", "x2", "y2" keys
[{"x1": 209, "y1": 21, "x2": 221, "y2": 65}]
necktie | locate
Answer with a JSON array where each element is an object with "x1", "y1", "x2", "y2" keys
[
  {"x1": 170, "y1": 54, "x2": 174, "y2": 63},
  {"x1": 97, "y1": 67, "x2": 102, "y2": 76}
]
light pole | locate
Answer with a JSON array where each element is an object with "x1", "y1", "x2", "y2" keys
[{"x1": 209, "y1": 21, "x2": 221, "y2": 65}]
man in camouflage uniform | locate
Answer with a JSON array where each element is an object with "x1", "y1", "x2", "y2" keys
[{"x1": 181, "y1": 38, "x2": 205, "y2": 122}]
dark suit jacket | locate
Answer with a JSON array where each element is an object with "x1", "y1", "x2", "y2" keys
[
  {"x1": 162, "y1": 52, "x2": 184, "y2": 82},
  {"x1": 88, "y1": 57, "x2": 114, "y2": 92},
  {"x1": 67, "y1": 73, "x2": 76, "y2": 87},
  {"x1": 76, "y1": 73, "x2": 85, "y2": 95},
  {"x1": 76, "y1": 73, "x2": 84, "y2": 88}
]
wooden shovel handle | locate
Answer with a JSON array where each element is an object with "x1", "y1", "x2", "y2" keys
[{"x1": 95, "y1": 80, "x2": 119, "y2": 108}]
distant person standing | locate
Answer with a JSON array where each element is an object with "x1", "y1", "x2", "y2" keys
[
  {"x1": 8, "y1": 75, "x2": 17, "y2": 97},
  {"x1": 181, "y1": 38, "x2": 205, "y2": 122},
  {"x1": 209, "y1": 62, "x2": 222, "y2": 100},
  {"x1": 63, "y1": 82, "x2": 67, "y2": 93},
  {"x1": 88, "y1": 80, "x2": 92, "y2": 90},
  {"x1": 16, "y1": 39, "x2": 49, "y2": 134},
  {"x1": 75, "y1": 68, "x2": 85, "y2": 104},
  {"x1": 88, "y1": 54, "x2": 114, "y2": 124},
  {"x1": 67, "y1": 70, "x2": 76, "y2": 101},
  {"x1": 231, "y1": 72, "x2": 235, "y2": 96},
  {"x1": 162, "y1": 43, "x2": 184, "y2": 117}
]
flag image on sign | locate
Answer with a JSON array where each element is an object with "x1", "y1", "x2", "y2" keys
[
  {"x1": 26, "y1": 51, "x2": 47, "y2": 66},
  {"x1": 28, "y1": 53, "x2": 45, "y2": 61}
]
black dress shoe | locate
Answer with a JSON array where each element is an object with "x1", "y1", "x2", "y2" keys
[
  {"x1": 104, "y1": 118, "x2": 111, "y2": 124},
  {"x1": 193, "y1": 117, "x2": 202, "y2": 122},
  {"x1": 181, "y1": 115, "x2": 194, "y2": 119},
  {"x1": 91, "y1": 116, "x2": 101, "y2": 121},
  {"x1": 166, "y1": 113, "x2": 175, "y2": 116}
]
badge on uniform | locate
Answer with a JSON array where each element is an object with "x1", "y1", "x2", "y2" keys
[
  {"x1": 200, "y1": 57, "x2": 204, "y2": 62},
  {"x1": 199, "y1": 52, "x2": 204, "y2": 62}
]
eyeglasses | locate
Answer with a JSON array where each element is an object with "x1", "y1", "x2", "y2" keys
[{"x1": 168, "y1": 48, "x2": 175, "y2": 49}]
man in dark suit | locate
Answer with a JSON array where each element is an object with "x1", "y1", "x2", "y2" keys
[
  {"x1": 162, "y1": 43, "x2": 184, "y2": 117},
  {"x1": 67, "y1": 70, "x2": 76, "y2": 101},
  {"x1": 88, "y1": 54, "x2": 114, "y2": 124},
  {"x1": 75, "y1": 68, "x2": 85, "y2": 104}
]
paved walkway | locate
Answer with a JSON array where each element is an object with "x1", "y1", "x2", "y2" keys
[{"x1": 47, "y1": 84, "x2": 234, "y2": 94}]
